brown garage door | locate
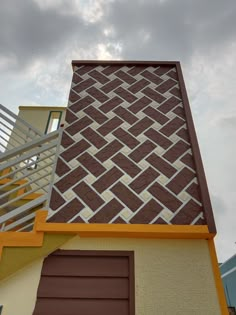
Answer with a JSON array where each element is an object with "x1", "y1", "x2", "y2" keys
[{"x1": 33, "y1": 250, "x2": 134, "y2": 315}]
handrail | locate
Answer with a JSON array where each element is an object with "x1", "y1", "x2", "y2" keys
[
  {"x1": 0, "y1": 104, "x2": 43, "y2": 136},
  {"x1": 0, "y1": 105, "x2": 62, "y2": 232}
]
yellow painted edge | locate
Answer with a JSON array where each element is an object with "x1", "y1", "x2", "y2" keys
[
  {"x1": 208, "y1": 239, "x2": 228, "y2": 315},
  {"x1": 0, "y1": 210, "x2": 215, "y2": 260},
  {"x1": 34, "y1": 210, "x2": 214, "y2": 239},
  {"x1": 0, "y1": 232, "x2": 44, "y2": 246}
]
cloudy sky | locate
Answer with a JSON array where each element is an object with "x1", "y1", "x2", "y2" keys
[{"x1": 1, "y1": 0, "x2": 235, "y2": 262}]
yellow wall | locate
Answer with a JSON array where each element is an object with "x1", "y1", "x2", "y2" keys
[
  {"x1": 0, "y1": 238, "x2": 221, "y2": 315},
  {"x1": 0, "y1": 258, "x2": 43, "y2": 315},
  {"x1": 18, "y1": 106, "x2": 66, "y2": 133}
]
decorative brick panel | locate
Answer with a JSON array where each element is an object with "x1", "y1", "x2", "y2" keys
[{"x1": 48, "y1": 61, "x2": 215, "y2": 228}]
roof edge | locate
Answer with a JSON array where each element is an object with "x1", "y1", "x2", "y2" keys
[{"x1": 72, "y1": 60, "x2": 180, "y2": 68}]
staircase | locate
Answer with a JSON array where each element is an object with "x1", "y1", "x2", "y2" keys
[{"x1": 0, "y1": 104, "x2": 61, "y2": 231}]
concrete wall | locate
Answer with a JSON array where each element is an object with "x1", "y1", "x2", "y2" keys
[{"x1": 0, "y1": 238, "x2": 221, "y2": 315}]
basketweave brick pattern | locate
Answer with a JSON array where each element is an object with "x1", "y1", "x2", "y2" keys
[{"x1": 49, "y1": 64, "x2": 206, "y2": 225}]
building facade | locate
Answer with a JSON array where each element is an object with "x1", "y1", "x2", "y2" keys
[{"x1": 0, "y1": 61, "x2": 228, "y2": 314}]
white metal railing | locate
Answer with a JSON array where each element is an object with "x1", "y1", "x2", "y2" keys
[
  {"x1": 0, "y1": 104, "x2": 43, "y2": 153},
  {"x1": 0, "y1": 105, "x2": 61, "y2": 232}
]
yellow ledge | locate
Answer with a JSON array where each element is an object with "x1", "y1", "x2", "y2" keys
[{"x1": 0, "y1": 210, "x2": 215, "y2": 259}]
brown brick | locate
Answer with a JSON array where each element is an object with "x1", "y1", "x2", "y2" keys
[
  {"x1": 166, "y1": 167, "x2": 195, "y2": 194},
  {"x1": 173, "y1": 106, "x2": 185, "y2": 119},
  {"x1": 68, "y1": 90, "x2": 80, "y2": 103},
  {"x1": 176, "y1": 128, "x2": 190, "y2": 143},
  {"x1": 141, "y1": 70, "x2": 163, "y2": 85},
  {"x1": 163, "y1": 140, "x2": 190, "y2": 163},
  {"x1": 84, "y1": 106, "x2": 108, "y2": 124},
  {"x1": 95, "y1": 140, "x2": 123, "y2": 162},
  {"x1": 186, "y1": 183, "x2": 201, "y2": 202},
  {"x1": 101, "y1": 78, "x2": 123, "y2": 94},
  {"x1": 171, "y1": 200, "x2": 203, "y2": 224},
  {"x1": 113, "y1": 216, "x2": 126, "y2": 224},
  {"x1": 195, "y1": 217, "x2": 206, "y2": 225},
  {"x1": 81, "y1": 127, "x2": 107, "y2": 149},
  {"x1": 48, "y1": 198, "x2": 84, "y2": 222},
  {"x1": 55, "y1": 158, "x2": 70, "y2": 177},
  {"x1": 89, "y1": 69, "x2": 110, "y2": 84},
  {"x1": 142, "y1": 87, "x2": 166, "y2": 104},
  {"x1": 113, "y1": 127, "x2": 139, "y2": 149},
  {"x1": 112, "y1": 153, "x2": 141, "y2": 178},
  {"x1": 78, "y1": 152, "x2": 106, "y2": 177},
  {"x1": 153, "y1": 217, "x2": 167, "y2": 224},
  {"x1": 70, "y1": 96, "x2": 94, "y2": 113},
  {"x1": 61, "y1": 132, "x2": 74, "y2": 149},
  {"x1": 87, "y1": 86, "x2": 109, "y2": 103},
  {"x1": 167, "y1": 70, "x2": 178, "y2": 81},
  {"x1": 144, "y1": 128, "x2": 172, "y2": 149},
  {"x1": 99, "y1": 96, "x2": 123, "y2": 113},
  {"x1": 73, "y1": 78, "x2": 96, "y2": 94},
  {"x1": 50, "y1": 188, "x2": 65, "y2": 211},
  {"x1": 180, "y1": 153, "x2": 195, "y2": 169},
  {"x1": 102, "y1": 65, "x2": 123, "y2": 75},
  {"x1": 143, "y1": 106, "x2": 169, "y2": 125},
  {"x1": 66, "y1": 116, "x2": 93, "y2": 136},
  {"x1": 55, "y1": 166, "x2": 88, "y2": 193},
  {"x1": 154, "y1": 66, "x2": 174, "y2": 76},
  {"x1": 116, "y1": 70, "x2": 136, "y2": 84},
  {"x1": 128, "y1": 117, "x2": 154, "y2": 136},
  {"x1": 111, "y1": 182, "x2": 143, "y2": 211},
  {"x1": 156, "y1": 79, "x2": 176, "y2": 93},
  {"x1": 170, "y1": 87, "x2": 181, "y2": 99},
  {"x1": 159, "y1": 116, "x2": 185, "y2": 137},
  {"x1": 114, "y1": 106, "x2": 138, "y2": 125},
  {"x1": 130, "y1": 199, "x2": 163, "y2": 223},
  {"x1": 127, "y1": 66, "x2": 147, "y2": 76},
  {"x1": 97, "y1": 116, "x2": 123, "y2": 136},
  {"x1": 73, "y1": 182, "x2": 104, "y2": 211},
  {"x1": 61, "y1": 139, "x2": 90, "y2": 162},
  {"x1": 72, "y1": 73, "x2": 83, "y2": 85},
  {"x1": 129, "y1": 167, "x2": 159, "y2": 194},
  {"x1": 89, "y1": 199, "x2": 123, "y2": 223},
  {"x1": 158, "y1": 96, "x2": 181, "y2": 114},
  {"x1": 65, "y1": 109, "x2": 77, "y2": 124},
  {"x1": 93, "y1": 167, "x2": 123, "y2": 193},
  {"x1": 72, "y1": 216, "x2": 85, "y2": 223},
  {"x1": 128, "y1": 78, "x2": 149, "y2": 94},
  {"x1": 146, "y1": 153, "x2": 176, "y2": 178},
  {"x1": 129, "y1": 140, "x2": 156, "y2": 163},
  {"x1": 76, "y1": 65, "x2": 95, "y2": 76},
  {"x1": 114, "y1": 87, "x2": 137, "y2": 103},
  {"x1": 148, "y1": 182, "x2": 182, "y2": 212},
  {"x1": 128, "y1": 96, "x2": 152, "y2": 114}
]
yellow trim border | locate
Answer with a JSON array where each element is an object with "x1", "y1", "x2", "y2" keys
[
  {"x1": 208, "y1": 239, "x2": 228, "y2": 315},
  {"x1": 0, "y1": 210, "x2": 215, "y2": 260}
]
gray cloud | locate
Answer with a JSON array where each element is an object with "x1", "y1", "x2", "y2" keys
[
  {"x1": 0, "y1": 0, "x2": 103, "y2": 69},
  {"x1": 105, "y1": 0, "x2": 236, "y2": 62}
]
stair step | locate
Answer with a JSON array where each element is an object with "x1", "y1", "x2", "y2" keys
[{"x1": 0, "y1": 178, "x2": 28, "y2": 185}]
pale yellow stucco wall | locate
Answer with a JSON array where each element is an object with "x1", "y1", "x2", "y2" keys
[
  {"x1": 18, "y1": 106, "x2": 66, "y2": 133},
  {"x1": 0, "y1": 258, "x2": 43, "y2": 315},
  {"x1": 0, "y1": 238, "x2": 221, "y2": 315}
]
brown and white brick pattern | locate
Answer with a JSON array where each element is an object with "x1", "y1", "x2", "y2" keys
[{"x1": 49, "y1": 64, "x2": 206, "y2": 225}]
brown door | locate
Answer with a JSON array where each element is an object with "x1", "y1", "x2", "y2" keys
[{"x1": 33, "y1": 250, "x2": 134, "y2": 315}]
